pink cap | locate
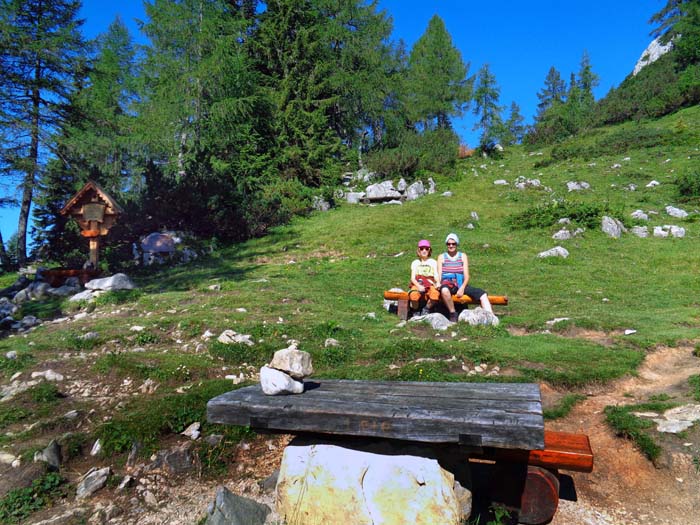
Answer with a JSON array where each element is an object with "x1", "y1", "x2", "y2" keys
[{"x1": 417, "y1": 239, "x2": 431, "y2": 248}]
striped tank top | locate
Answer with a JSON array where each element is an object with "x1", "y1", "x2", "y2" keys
[{"x1": 442, "y1": 252, "x2": 464, "y2": 286}]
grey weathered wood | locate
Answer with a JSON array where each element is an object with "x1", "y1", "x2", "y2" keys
[{"x1": 207, "y1": 380, "x2": 544, "y2": 450}]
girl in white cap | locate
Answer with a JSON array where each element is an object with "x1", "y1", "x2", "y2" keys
[
  {"x1": 409, "y1": 239, "x2": 439, "y2": 315},
  {"x1": 437, "y1": 232, "x2": 493, "y2": 322}
]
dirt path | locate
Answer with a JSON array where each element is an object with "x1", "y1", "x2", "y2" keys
[{"x1": 550, "y1": 345, "x2": 700, "y2": 525}]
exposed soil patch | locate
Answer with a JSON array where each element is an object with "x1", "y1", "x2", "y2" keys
[{"x1": 548, "y1": 344, "x2": 700, "y2": 525}]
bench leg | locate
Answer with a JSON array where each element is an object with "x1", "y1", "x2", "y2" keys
[
  {"x1": 397, "y1": 299, "x2": 409, "y2": 320},
  {"x1": 489, "y1": 464, "x2": 560, "y2": 525}
]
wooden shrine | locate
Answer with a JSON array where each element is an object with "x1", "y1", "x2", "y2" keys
[{"x1": 60, "y1": 181, "x2": 123, "y2": 268}]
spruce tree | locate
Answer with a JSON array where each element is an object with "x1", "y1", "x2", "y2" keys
[
  {"x1": 577, "y1": 50, "x2": 599, "y2": 116},
  {"x1": 503, "y1": 102, "x2": 526, "y2": 145},
  {"x1": 405, "y1": 14, "x2": 471, "y2": 130},
  {"x1": 472, "y1": 64, "x2": 504, "y2": 149},
  {"x1": 535, "y1": 66, "x2": 566, "y2": 122},
  {"x1": 0, "y1": 0, "x2": 86, "y2": 265}
]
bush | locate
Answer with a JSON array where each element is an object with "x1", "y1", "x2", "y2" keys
[
  {"x1": 505, "y1": 199, "x2": 613, "y2": 230},
  {"x1": 366, "y1": 128, "x2": 459, "y2": 179},
  {"x1": 676, "y1": 171, "x2": 700, "y2": 200}
]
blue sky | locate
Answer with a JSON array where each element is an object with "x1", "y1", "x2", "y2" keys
[{"x1": 1, "y1": 0, "x2": 661, "y2": 244}]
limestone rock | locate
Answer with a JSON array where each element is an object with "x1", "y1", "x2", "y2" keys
[
  {"x1": 76, "y1": 467, "x2": 111, "y2": 499},
  {"x1": 601, "y1": 216, "x2": 626, "y2": 238},
  {"x1": 181, "y1": 422, "x2": 201, "y2": 440},
  {"x1": 260, "y1": 366, "x2": 304, "y2": 395},
  {"x1": 151, "y1": 442, "x2": 197, "y2": 475},
  {"x1": 633, "y1": 37, "x2": 674, "y2": 75},
  {"x1": 408, "y1": 312, "x2": 453, "y2": 331},
  {"x1": 405, "y1": 181, "x2": 425, "y2": 201},
  {"x1": 69, "y1": 289, "x2": 95, "y2": 302},
  {"x1": 631, "y1": 226, "x2": 649, "y2": 238},
  {"x1": 85, "y1": 273, "x2": 136, "y2": 291},
  {"x1": 276, "y1": 441, "x2": 467, "y2": 525},
  {"x1": 365, "y1": 180, "x2": 401, "y2": 200},
  {"x1": 665, "y1": 205, "x2": 688, "y2": 218},
  {"x1": 567, "y1": 181, "x2": 590, "y2": 192},
  {"x1": 217, "y1": 330, "x2": 254, "y2": 346},
  {"x1": 206, "y1": 485, "x2": 270, "y2": 525},
  {"x1": 654, "y1": 225, "x2": 686, "y2": 238},
  {"x1": 269, "y1": 348, "x2": 313, "y2": 379},
  {"x1": 31, "y1": 369, "x2": 64, "y2": 381},
  {"x1": 538, "y1": 246, "x2": 569, "y2": 258},
  {"x1": 346, "y1": 192, "x2": 365, "y2": 204},
  {"x1": 631, "y1": 209, "x2": 649, "y2": 221},
  {"x1": 34, "y1": 439, "x2": 62, "y2": 470},
  {"x1": 458, "y1": 308, "x2": 499, "y2": 327}
]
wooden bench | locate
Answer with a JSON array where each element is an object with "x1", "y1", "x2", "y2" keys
[
  {"x1": 383, "y1": 290, "x2": 509, "y2": 320},
  {"x1": 207, "y1": 380, "x2": 592, "y2": 525}
]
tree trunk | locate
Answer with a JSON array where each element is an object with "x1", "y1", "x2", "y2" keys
[
  {"x1": 17, "y1": 65, "x2": 42, "y2": 266},
  {"x1": 0, "y1": 230, "x2": 11, "y2": 270}
]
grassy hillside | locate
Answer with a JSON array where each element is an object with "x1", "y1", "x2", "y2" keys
[{"x1": 0, "y1": 107, "x2": 699, "y2": 517}]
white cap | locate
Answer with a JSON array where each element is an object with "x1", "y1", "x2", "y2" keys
[{"x1": 445, "y1": 232, "x2": 459, "y2": 245}]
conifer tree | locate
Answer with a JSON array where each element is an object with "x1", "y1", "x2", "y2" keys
[
  {"x1": 503, "y1": 102, "x2": 526, "y2": 145},
  {"x1": 651, "y1": 0, "x2": 700, "y2": 68},
  {"x1": 0, "y1": 0, "x2": 86, "y2": 265},
  {"x1": 577, "y1": 50, "x2": 599, "y2": 115},
  {"x1": 472, "y1": 64, "x2": 504, "y2": 148},
  {"x1": 405, "y1": 15, "x2": 471, "y2": 130},
  {"x1": 535, "y1": 66, "x2": 566, "y2": 122}
]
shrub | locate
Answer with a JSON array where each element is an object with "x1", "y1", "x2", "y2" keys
[
  {"x1": 505, "y1": 199, "x2": 613, "y2": 230},
  {"x1": 366, "y1": 128, "x2": 459, "y2": 179},
  {"x1": 676, "y1": 171, "x2": 700, "y2": 200}
]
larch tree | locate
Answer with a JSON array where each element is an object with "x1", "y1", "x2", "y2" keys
[
  {"x1": 405, "y1": 14, "x2": 471, "y2": 131},
  {"x1": 0, "y1": 0, "x2": 86, "y2": 265}
]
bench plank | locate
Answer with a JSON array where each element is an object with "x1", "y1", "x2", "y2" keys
[
  {"x1": 207, "y1": 380, "x2": 544, "y2": 450},
  {"x1": 473, "y1": 430, "x2": 594, "y2": 472},
  {"x1": 384, "y1": 290, "x2": 509, "y2": 305}
]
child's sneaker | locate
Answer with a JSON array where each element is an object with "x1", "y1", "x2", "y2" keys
[{"x1": 449, "y1": 312, "x2": 458, "y2": 322}]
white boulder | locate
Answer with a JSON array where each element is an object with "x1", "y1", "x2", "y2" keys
[{"x1": 276, "y1": 441, "x2": 468, "y2": 525}]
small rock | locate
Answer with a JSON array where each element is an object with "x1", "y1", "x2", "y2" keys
[
  {"x1": 269, "y1": 347, "x2": 313, "y2": 379},
  {"x1": 90, "y1": 439, "x2": 102, "y2": 456},
  {"x1": 538, "y1": 246, "x2": 569, "y2": 258},
  {"x1": 206, "y1": 485, "x2": 271, "y2": 525},
  {"x1": 324, "y1": 338, "x2": 339, "y2": 348},
  {"x1": 646, "y1": 180, "x2": 660, "y2": 187},
  {"x1": 181, "y1": 422, "x2": 201, "y2": 440},
  {"x1": 260, "y1": 366, "x2": 304, "y2": 395},
  {"x1": 665, "y1": 205, "x2": 688, "y2": 218},
  {"x1": 144, "y1": 490, "x2": 158, "y2": 506},
  {"x1": 76, "y1": 467, "x2": 111, "y2": 499}
]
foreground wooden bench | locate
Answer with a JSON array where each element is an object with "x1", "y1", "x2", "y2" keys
[
  {"x1": 207, "y1": 380, "x2": 592, "y2": 524},
  {"x1": 383, "y1": 290, "x2": 509, "y2": 320}
]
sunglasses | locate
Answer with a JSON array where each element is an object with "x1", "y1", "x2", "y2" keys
[
  {"x1": 446, "y1": 242, "x2": 457, "y2": 246},
  {"x1": 419, "y1": 247, "x2": 430, "y2": 251}
]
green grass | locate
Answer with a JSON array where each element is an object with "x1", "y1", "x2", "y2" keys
[
  {"x1": 0, "y1": 472, "x2": 65, "y2": 524},
  {"x1": 544, "y1": 393, "x2": 586, "y2": 420},
  {"x1": 604, "y1": 400, "x2": 679, "y2": 461},
  {"x1": 690, "y1": 375, "x2": 700, "y2": 402},
  {"x1": 95, "y1": 379, "x2": 250, "y2": 456}
]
